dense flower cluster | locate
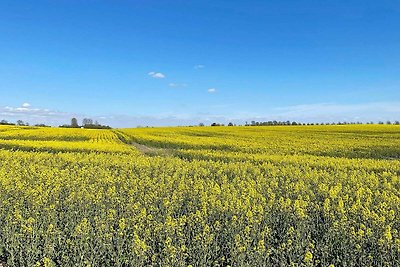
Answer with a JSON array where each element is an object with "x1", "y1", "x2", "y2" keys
[{"x1": 0, "y1": 125, "x2": 399, "y2": 266}]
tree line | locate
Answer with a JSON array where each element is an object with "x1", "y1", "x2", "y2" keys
[
  {"x1": 0, "y1": 118, "x2": 111, "y2": 129},
  {"x1": 205, "y1": 120, "x2": 400, "y2": 127},
  {"x1": 59, "y1": 118, "x2": 111, "y2": 129},
  {"x1": 1, "y1": 118, "x2": 399, "y2": 128},
  {"x1": 0, "y1": 119, "x2": 50, "y2": 127}
]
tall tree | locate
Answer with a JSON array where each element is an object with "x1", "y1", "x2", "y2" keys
[{"x1": 71, "y1": 118, "x2": 79, "y2": 128}]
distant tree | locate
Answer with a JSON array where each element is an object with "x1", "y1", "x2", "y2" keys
[
  {"x1": 386, "y1": 121, "x2": 392, "y2": 125},
  {"x1": 82, "y1": 118, "x2": 93, "y2": 126},
  {"x1": 198, "y1": 123, "x2": 205, "y2": 127},
  {"x1": 83, "y1": 124, "x2": 112, "y2": 129},
  {"x1": 394, "y1": 121, "x2": 400, "y2": 125},
  {"x1": 71, "y1": 118, "x2": 79, "y2": 128},
  {"x1": 17, "y1": 120, "x2": 25, "y2": 126},
  {"x1": 228, "y1": 122, "x2": 234, "y2": 126}
]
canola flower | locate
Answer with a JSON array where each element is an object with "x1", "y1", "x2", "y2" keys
[{"x1": 0, "y1": 124, "x2": 399, "y2": 266}]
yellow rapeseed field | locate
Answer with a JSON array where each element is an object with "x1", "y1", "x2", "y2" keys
[{"x1": 0, "y1": 125, "x2": 399, "y2": 266}]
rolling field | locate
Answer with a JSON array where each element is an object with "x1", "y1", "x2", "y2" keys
[{"x1": 0, "y1": 125, "x2": 399, "y2": 266}]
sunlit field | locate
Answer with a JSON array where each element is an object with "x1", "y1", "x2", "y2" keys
[{"x1": 0, "y1": 125, "x2": 399, "y2": 266}]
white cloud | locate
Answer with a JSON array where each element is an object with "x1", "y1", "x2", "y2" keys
[
  {"x1": 0, "y1": 104, "x2": 79, "y2": 126},
  {"x1": 194, "y1": 64, "x2": 205, "y2": 69},
  {"x1": 22, "y1": 102, "x2": 31, "y2": 108},
  {"x1": 1, "y1": 105, "x2": 69, "y2": 118},
  {"x1": 148, "y1": 72, "x2": 165, "y2": 79},
  {"x1": 208, "y1": 88, "x2": 216, "y2": 93}
]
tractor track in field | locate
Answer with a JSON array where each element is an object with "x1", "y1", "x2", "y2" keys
[
  {"x1": 129, "y1": 141, "x2": 173, "y2": 157},
  {"x1": 113, "y1": 130, "x2": 173, "y2": 157}
]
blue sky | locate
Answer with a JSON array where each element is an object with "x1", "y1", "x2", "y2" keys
[{"x1": 0, "y1": 0, "x2": 399, "y2": 127}]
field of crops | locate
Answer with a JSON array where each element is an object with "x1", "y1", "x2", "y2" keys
[{"x1": 0, "y1": 125, "x2": 399, "y2": 266}]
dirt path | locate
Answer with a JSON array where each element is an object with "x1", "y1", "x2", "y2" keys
[
  {"x1": 130, "y1": 142, "x2": 173, "y2": 157},
  {"x1": 112, "y1": 130, "x2": 173, "y2": 157}
]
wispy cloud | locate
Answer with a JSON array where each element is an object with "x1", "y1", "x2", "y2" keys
[
  {"x1": 194, "y1": 64, "x2": 205, "y2": 69},
  {"x1": 169, "y1": 83, "x2": 187, "y2": 88},
  {"x1": 0, "y1": 103, "x2": 73, "y2": 125},
  {"x1": 148, "y1": 71, "x2": 166, "y2": 79},
  {"x1": 270, "y1": 102, "x2": 400, "y2": 122},
  {"x1": 207, "y1": 88, "x2": 216, "y2": 93}
]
